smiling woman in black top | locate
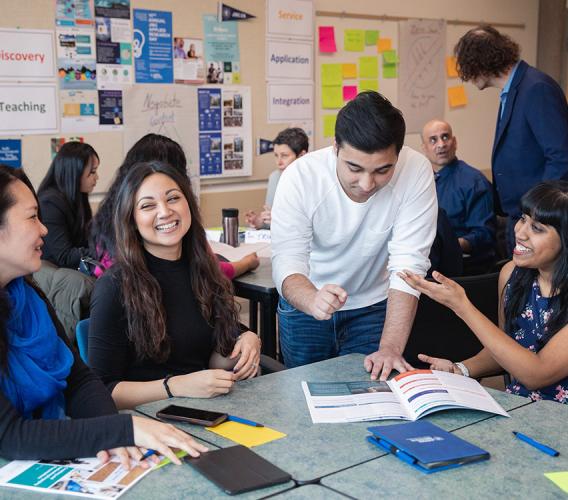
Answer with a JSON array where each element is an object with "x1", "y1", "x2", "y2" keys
[
  {"x1": 38, "y1": 142, "x2": 99, "y2": 269},
  {"x1": 89, "y1": 161, "x2": 261, "y2": 410}
]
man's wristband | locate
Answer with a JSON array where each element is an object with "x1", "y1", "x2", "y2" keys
[
  {"x1": 453, "y1": 362, "x2": 470, "y2": 377},
  {"x1": 163, "y1": 374, "x2": 175, "y2": 398}
]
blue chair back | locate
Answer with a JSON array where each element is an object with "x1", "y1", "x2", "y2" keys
[{"x1": 76, "y1": 318, "x2": 90, "y2": 364}]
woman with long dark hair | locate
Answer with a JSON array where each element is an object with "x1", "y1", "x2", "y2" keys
[
  {"x1": 0, "y1": 164, "x2": 206, "y2": 463},
  {"x1": 90, "y1": 133, "x2": 258, "y2": 278},
  {"x1": 38, "y1": 142, "x2": 98, "y2": 269},
  {"x1": 401, "y1": 180, "x2": 568, "y2": 404},
  {"x1": 89, "y1": 161, "x2": 261, "y2": 409}
]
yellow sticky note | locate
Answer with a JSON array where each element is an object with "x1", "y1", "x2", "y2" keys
[
  {"x1": 377, "y1": 38, "x2": 392, "y2": 53},
  {"x1": 322, "y1": 85, "x2": 343, "y2": 108},
  {"x1": 448, "y1": 85, "x2": 468, "y2": 108},
  {"x1": 342, "y1": 63, "x2": 357, "y2": 79},
  {"x1": 344, "y1": 29, "x2": 365, "y2": 51},
  {"x1": 446, "y1": 56, "x2": 459, "y2": 78},
  {"x1": 206, "y1": 421, "x2": 286, "y2": 447},
  {"x1": 383, "y1": 64, "x2": 397, "y2": 79},
  {"x1": 359, "y1": 56, "x2": 378, "y2": 79},
  {"x1": 545, "y1": 472, "x2": 568, "y2": 493},
  {"x1": 359, "y1": 79, "x2": 378, "y2": 92},
  {"x1": 323, "y1": 114, "x2": 337, "y2": 137},
  {"x1": 323, "y1": 115, "x2": 337, "y2": 137},
  {"x1": 321, "y1": 63, "x2": 343, "y2": 86}
]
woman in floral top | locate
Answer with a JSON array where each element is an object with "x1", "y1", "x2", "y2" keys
[{"x1": 400, "y1": 180, "x2": 568, "y2": 404}]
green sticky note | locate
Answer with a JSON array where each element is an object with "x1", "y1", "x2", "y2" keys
[
  {"x1": 322, "y1": 86, "x2": 343, "y2": 108},
  {"x1": 365, "y1": 30, "x2": 379, "y2": 46},
  {"x1": 344, "y1": 29, "x2": 365, "y2": 51},
  {"x1": 321, "y1": 64, "x2": 343, "y2": 86},
  {"x1": 359, "y1": 56, "x2": 378, "y2": 79},
  {"x1": 383, "y1": 64, "x2": 397, "y2": 78},
  {"x1": 323, "y1": 115, "x2": 337, "y2": 137},
  {"x1": 359, "y1": 79, "x2": 379, "y2": 92},
  {"x1": 382, "y1": 50, "x2": 399, "y2": 64}
]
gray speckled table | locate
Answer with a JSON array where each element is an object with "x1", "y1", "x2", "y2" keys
[
  {"x1": 270, "y1": 484, "x2": 352, "y2": 499},
  {"x1": 136, "y1": 354, "x2": 532, "y2": 483},
  {"x1": 321, "y1": 400, "x2": 568, "y2": 499}
]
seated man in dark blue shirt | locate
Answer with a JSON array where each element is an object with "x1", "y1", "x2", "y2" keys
[{"x1": 421, "y1": 119, "x2": 496, "y2": 270}]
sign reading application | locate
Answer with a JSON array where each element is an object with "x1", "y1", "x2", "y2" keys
[{"x1": 266, "y1": 39, "x2": 313, "y2": 81}]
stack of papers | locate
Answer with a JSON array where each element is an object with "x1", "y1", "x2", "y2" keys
[{"x1": 208, "y1": 241, "x2": 271, "y2": 260}]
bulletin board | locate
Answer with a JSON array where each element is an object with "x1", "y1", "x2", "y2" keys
[{"x1": 313, "y1": 0, "x2": 539, "y2": 174}]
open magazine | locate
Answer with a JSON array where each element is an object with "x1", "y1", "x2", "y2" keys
[
  {"x1": 302, "y1": 369, "x2": 509, "y2": 423},
  {"x1": 0, "y1": 455, "x2": 158, "y2": 499}
]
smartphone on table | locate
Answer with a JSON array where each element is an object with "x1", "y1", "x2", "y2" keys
[{"x1": 156, "y1": 405, "x2": 228, "y2": 427}]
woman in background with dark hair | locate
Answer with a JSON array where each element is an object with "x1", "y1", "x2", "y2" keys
[
  {"x1": 0, "y1": 164, "x2": 206, "y2": 463},
  {"x1": 90, "y1": 133, "x2": 258, "y2": 278},
  {"x1": 401, "y1": 181, "x2": 568, "y2": 404},
  {"x1": 89, "y1": 161, "x2": 261, "y2": 409},
  {"x1": 38, "y1": 142, "x2": 99, "y2": 269}
]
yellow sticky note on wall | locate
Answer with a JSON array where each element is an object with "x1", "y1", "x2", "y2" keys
[
  {"x1": 359, "y1": 79, "x2": 378, "y2": 92},
  {"x1": 359, "y1": 56, "x2": 379, "y2": 79},
  {"x1": 342, "y1": 63, "x2": 357, "y2": 79},
  {"x1": 377, "y1": 38, "x2": 392, "y2": 53},
  {"x1": 448, "y1": 85, "x2": 468, "y2": 108},
  {"x1": 321, "y1": 64, "x2": 343, "y2": 86},
  {"x1": 446, "y1": 56, "x2": 459, "y2": 78},
  {"x1": 344, "y1": 29, "x2": 365, "y2": 51},
  {"x1": 322, "y1": 86, "x2": 343, "y2": 108},
  {"x1": 206, "y1": 421, "x2": 286, "y2": 448},
  {"x1": 323, "y1": 114, "x2": 337, "y2": 137}
]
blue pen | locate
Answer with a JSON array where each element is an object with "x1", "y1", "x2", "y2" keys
[
  {"x1": 227, "y1": 415, "x2": 264, "y2": 427},
  {"x1": 140, "y1": 449, "x2": 158, "y2": 461},
  {"x1": 513, "y1": 431, "x2": 559, "y2": 457}
]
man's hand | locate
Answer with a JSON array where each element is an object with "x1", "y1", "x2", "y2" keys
[
  {"x1": 364, "y1": 346, "x2": 413, "y2": 381},
  {"x1": 308, "y1": 284, "x2": 347, "y2": 320}
]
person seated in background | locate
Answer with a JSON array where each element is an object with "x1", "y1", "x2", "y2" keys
[
  {"x1": 0, "y1": 165, "x2": 205, "y2": 463},
  {"x1": 245, "y1": 127, "x2": 308, "y2": 229},
  {"x1": 89, "y1": 161, "x2": 261, "y2": 410},
  {"x1": 38, "y1": 142, "x2": 99, "y2": 270},
  {"x1": 421, "y1": 119, "x2": 496, "y2": 272},
  {"x1": 401, "y1": 180, "x2": 568, "y2": 404},
  {"x1": 89, "y1": 133, "x2": 258, "y2": 279}
]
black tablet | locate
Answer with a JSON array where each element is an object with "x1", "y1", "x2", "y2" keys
[{"x1": 185, "y1": 445, "x2": 291, "y2": 495}]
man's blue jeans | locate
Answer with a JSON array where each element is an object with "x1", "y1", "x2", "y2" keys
[{"x1": 278, "y1": 296, "x2": 387, "y2": 368}]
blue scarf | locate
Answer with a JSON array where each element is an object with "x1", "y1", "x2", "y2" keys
[{"x1": 0, "y1": 278, "x2": 74, "y2": 419}]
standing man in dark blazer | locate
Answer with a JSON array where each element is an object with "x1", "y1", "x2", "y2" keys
[{"x1": 454, "y1": 25, "x2": 568, "y2": 253}]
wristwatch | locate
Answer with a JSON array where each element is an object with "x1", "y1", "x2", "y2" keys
[
  {"x1": 163, "y1": 374, "x2": 175, "y2": 398},
  {"x1": 453, "y1": 362, "x2": 470, "y2": 377}
]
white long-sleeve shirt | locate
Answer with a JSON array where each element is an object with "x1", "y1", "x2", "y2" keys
[{"x1": 271, "y1": 145, "x2": 437, "y2": 310}]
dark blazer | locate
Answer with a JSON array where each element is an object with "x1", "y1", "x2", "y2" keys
[{"x1": 492, "y1": 60, "x2": 568, "y2": 216}]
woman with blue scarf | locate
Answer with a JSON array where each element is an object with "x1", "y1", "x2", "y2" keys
[{"x1": 0, "y1": 165, "x2": 207, "y2": 466}]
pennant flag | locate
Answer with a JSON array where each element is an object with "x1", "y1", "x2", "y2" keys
[
  {"x1": 218, "y1": 2, "x2": 256, "y2": 21},
  {"x1": 257, "y1": 138, "x2": 274, "y2": 155}
]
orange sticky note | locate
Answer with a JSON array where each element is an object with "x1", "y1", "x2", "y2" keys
[
  {"x1": 446, "y1": 56, "x2": 459, "y2": 78},
  {"x1": 377, "y1": 38, "x2": 392, "y2": 53},
  {"x1": 342, "y1": 63, "x2": 357, "y2": 79},
  {"x1": 448, "y1": 85, "x2": 468, "y2": 108}
]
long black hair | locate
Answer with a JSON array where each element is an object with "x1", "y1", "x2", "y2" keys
[
  {"x1": 38, "y1": 142, "x2": 98, "y2": 243},
  {"x1": 89, "y1": 134, "x2": 188, "y2": 261},
  {"x1": 504, "y1": 181, "x2": 568, "y2": 341},
  {"x1": 113, "y1": 161, "x2": 238, "y2": 362},
  {"x1": 0, "y1": 165, "x2": 39, "y2": 369}
]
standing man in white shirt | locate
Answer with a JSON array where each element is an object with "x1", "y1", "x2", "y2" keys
[{"x1": 271, "y1": 92, "x2": 437, "y2": 380}]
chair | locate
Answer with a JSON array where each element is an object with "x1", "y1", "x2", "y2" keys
[
  {"x1": 75, "y1": 318, "x2": 90, "y2": 364},
  {"x1": 404, "y1": 271, "x2": 500, "y2": 368}
]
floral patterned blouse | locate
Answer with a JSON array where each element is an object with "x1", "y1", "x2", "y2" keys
[{"x1": 504, "y1": 276, "x2": 568, "y2": 404}]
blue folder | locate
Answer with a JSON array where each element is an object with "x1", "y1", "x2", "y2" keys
[{"x1": 367, "y1": 421, "x2": 490, "y2": 473}]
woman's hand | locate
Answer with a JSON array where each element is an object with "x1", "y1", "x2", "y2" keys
[
  {"x1": 259, "y1": 205, "x2": 272, "y2": 226},
  {"x1": 169, "y1": 370, "x2": 236, "y2": 398},
  {"x1": 96, "y1": 446, "x2": 158, "y2": 471},
  {"x1": 398, "y1": 270, "x2": 470, "y2": 316},
  {"x1": 245, "y1": 210, "x2": 263, "y2": 229},
  {"x1": 242, "y1": 252, "x2": 260, "y2": 272},
  {"x1": 131, "y1": 416, "x2": 208, "y2": 465},
  {"x1": 231, "y1": 331, "x2": 261, "y2": 380},
  {"x1": 417, "y1": 354, "x2": 462, "y2": 374}
]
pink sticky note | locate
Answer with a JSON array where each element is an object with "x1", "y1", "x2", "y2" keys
[
  {"x1": 343, "y1": 85, "x2": 357, "y2": 101},
  {"x1": 319, "y1": 26, "x2": 337, "y2": 53}
]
